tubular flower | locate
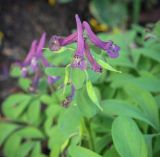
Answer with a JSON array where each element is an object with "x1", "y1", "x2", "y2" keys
[
  {"x1": 49, "y1": 14, "x2": 120, "y2": 72},
  {"x1": 83, "y1": 21, "x2": 120, "y2": 58},
  {"x1": 21, "y1": 40, "x2": 37, "y2": 77},
  {"x1": 84, "y1": 40, "x2": 102, "y2": 73},
  {"x1": 20, "y1": 32, "x2": 59, "y2": 85},
  {"x1": 48, "y1": 32, "x2": 77, "y2": 51},
  {"x1": 71, "y1": 14, "x2": 87, "y2": 70}
]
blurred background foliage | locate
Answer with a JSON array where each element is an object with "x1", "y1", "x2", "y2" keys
[{"x1": 1, "y1": 0, "x2": 160, "y2": 157}]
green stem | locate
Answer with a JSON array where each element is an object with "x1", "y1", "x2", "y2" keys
[{"x1": 84, "y1": 118, "x2": 95, "y2": 151}]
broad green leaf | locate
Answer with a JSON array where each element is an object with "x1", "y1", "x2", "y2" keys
[
  {"x1": 58, "y1": 105, "x2": 81, "y2": 138},
  {"x1": 86, "y1": 80, "x2": 103, "y2": 111},
  {"x1": 30, "y1": 142, "x2": 42, "y2": 157},
  {"x1": 89, "y1": 0, "x2": 127, "y2": 26},
  {"x1": 45, "y1": 67, "x2": 65, "y2": 77},
  {"x1": 4, "y1": 133, "x2": 21, "y2": 157},
  {"x1": 15, "y1": 141, "x2": 35, "y2": 157},
  {"x1": 102, "y1": 99, "x2": 155, "y2": 128},
  {"x1": 44, "y1": 48, "x2": 73, "y2": 66},
  {"x1": 111, "y1": 73, "x2": 160, "y2": 92},
  {"x1": 2, "y1": 94, "x2": 32, "y2": 119},
  {"x1": 0, "y1": 123, "x2": 19, "y2": 145},
  {"x1": 97, "y1": 59, "x2": 121, "y2": 73},
  {"x1": 103, "y1": 146, "x2": 120, "y2": 157},
  {"x1": 27, "y1": 99, "x2": 41, "y2": 126},
  {"x1": 135, "y1": 47, "x2": 160, "y2": 63},
  {"x1": 49, "y1": 126, "x2": 67, "y2": 157},
  {"x1": 70, "y1": 68, "x2": 86, "y2": 89},
  {"x1": 69, "y1": 145, "x2": 102, "y2": 157},
  {"x1": 16, "y1": 126, "x2": 44, "y2": 139},
  {"x1": 76, "y1": 87, "x2": 99, "y2": 118},
  {"x1": 112, "y1": 116, "x2": 148, "y2": 157},
  {"x1": 125, "y1": 85, "x2": 160, "y2": 131},
  {"x1": 18, "y1": 77, "x2": 31, "y2": 91},
  {"x1": 144, "y1": 135, "x2": 153, "y2": 157},
  {"x1": 10, "y1": 65, "x2": 21, "y2": 77}
]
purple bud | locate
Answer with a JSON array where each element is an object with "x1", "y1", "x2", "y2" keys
[
  {"x1": 47, "y1": 76, "x2": 60, "y2": 84},
  {"x1": 83, "y1": 21, "x2": 120, "y2": 58}
]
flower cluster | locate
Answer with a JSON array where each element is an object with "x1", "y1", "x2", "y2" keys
[
  {"x1": 48, "y1": 14, "x2": 120, "y2": 72},
  {"x1": 18, "y1": 14, "x2": 120, "y2": 91},
  {"x1": 19, "y1": 33, "x2": 59, "y2": 90}
]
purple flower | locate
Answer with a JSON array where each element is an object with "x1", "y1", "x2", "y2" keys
[
  {"x1": 20, "y1": 32, "x2": 59, "y2": 85},
  {"x1": 71, "y1": 14, "x2": 87, "y2": 70},
  {"x1": 83, "y1": 21, "x2": 120, "y2": 58},
  {"x1": 21, "y1": 40, "x2": 37, "y2": 77},
  {"x1": 48, "y1": 32, "x2": 77, "y2": 51},
  {"x1": 84, "y1": 40, "x2": 102, "y2": 72}
]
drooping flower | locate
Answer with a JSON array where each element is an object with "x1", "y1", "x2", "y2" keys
[
  {"x1": 83, "y1": 21, "x2": 120, "y2": 58},
  {"x1": 48, "y1": 14, "x2": 120, "y2": 73},
  {"x1": 71, "y1": 14, "x2": 87, "y2": 70},
  {"x1": 84, "y1": 40, "x2": 102, "y2": 72},
  {"x1": 48, "y1": 32, "x2": 77, "y2": 51}
]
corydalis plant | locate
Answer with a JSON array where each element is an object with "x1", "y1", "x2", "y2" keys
[
  {"x1": 19, "y1": 33, "x2": 59, "y2": 89},
  {"x1": 48, "y1": 14, "x2": 120, "y2": 72}
]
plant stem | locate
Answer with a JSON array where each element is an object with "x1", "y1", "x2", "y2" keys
[{"x1": 84, "y1": 118, "x2": 95, "y2": 151}]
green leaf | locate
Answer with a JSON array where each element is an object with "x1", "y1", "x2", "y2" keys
[
  {"x1": 49, "y1": 126, "x2": 67, "y2": 157},
  {"x1": 86, "y1": 80, "x2": 103, "y2": 111},
  {"x1": 103, "y1": 146, "x2": 120, "y2": 157},
  {"x1": 10, "y1": 65, "x2": 21, "y2": 77},
  {"x1": 0, "y1": 123, "x2": 19, "y2": 145},
  {"x1": 111, "y1": 73, "x2": 160, "y2": 92},
  {"x1": 102, "y1": 99, "x2": 156, "y2": 129},
  {"x1": 58, "y1": 105, "x2": 81, "y2": 138},
  {"x1": 125, "y1": 85, "x2": 160, "y2": 131},
  {"x1": 15, "y1": 141, "x2": 35, "y2": 157},
  {"x1": 45, "y1": 67, "x2": 65, "y2": 77},
  {"x1": 97, "y1": 59, "x2": 121, "y2": 73},
  {"x1": 16, "y1": 126, "x2": 44, "y2": 139},
  {"x1": 135, "y1": 47, "x2": 160, "y2": 63},
  {"x1": 27, "y1": 99, "x2": 41, "y2": 126},
  {"x1": 69, "y1": 145, "x2": 102, "y2": 157},
  {"x1": 4, "y1": 133, "x2": 21, "y2": 157},
  {"x1": 2, "y1": 94, "x2": 32, "y2": 119},
  {"x1": 18, "y1": 77, "x2": 31, "y2": 91},
  {"x1": 112, "y1": 116, "x2": 148, "y2": 157},
  {"x1": 70, "y1": 68, "x2": 86, "y2": 89},
  {"x1": 30, "y1": 142, "x2": 43, "y2": 157},
  {"x1": 76, "y1": 87, "x2": 99, "y2": 118}
]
